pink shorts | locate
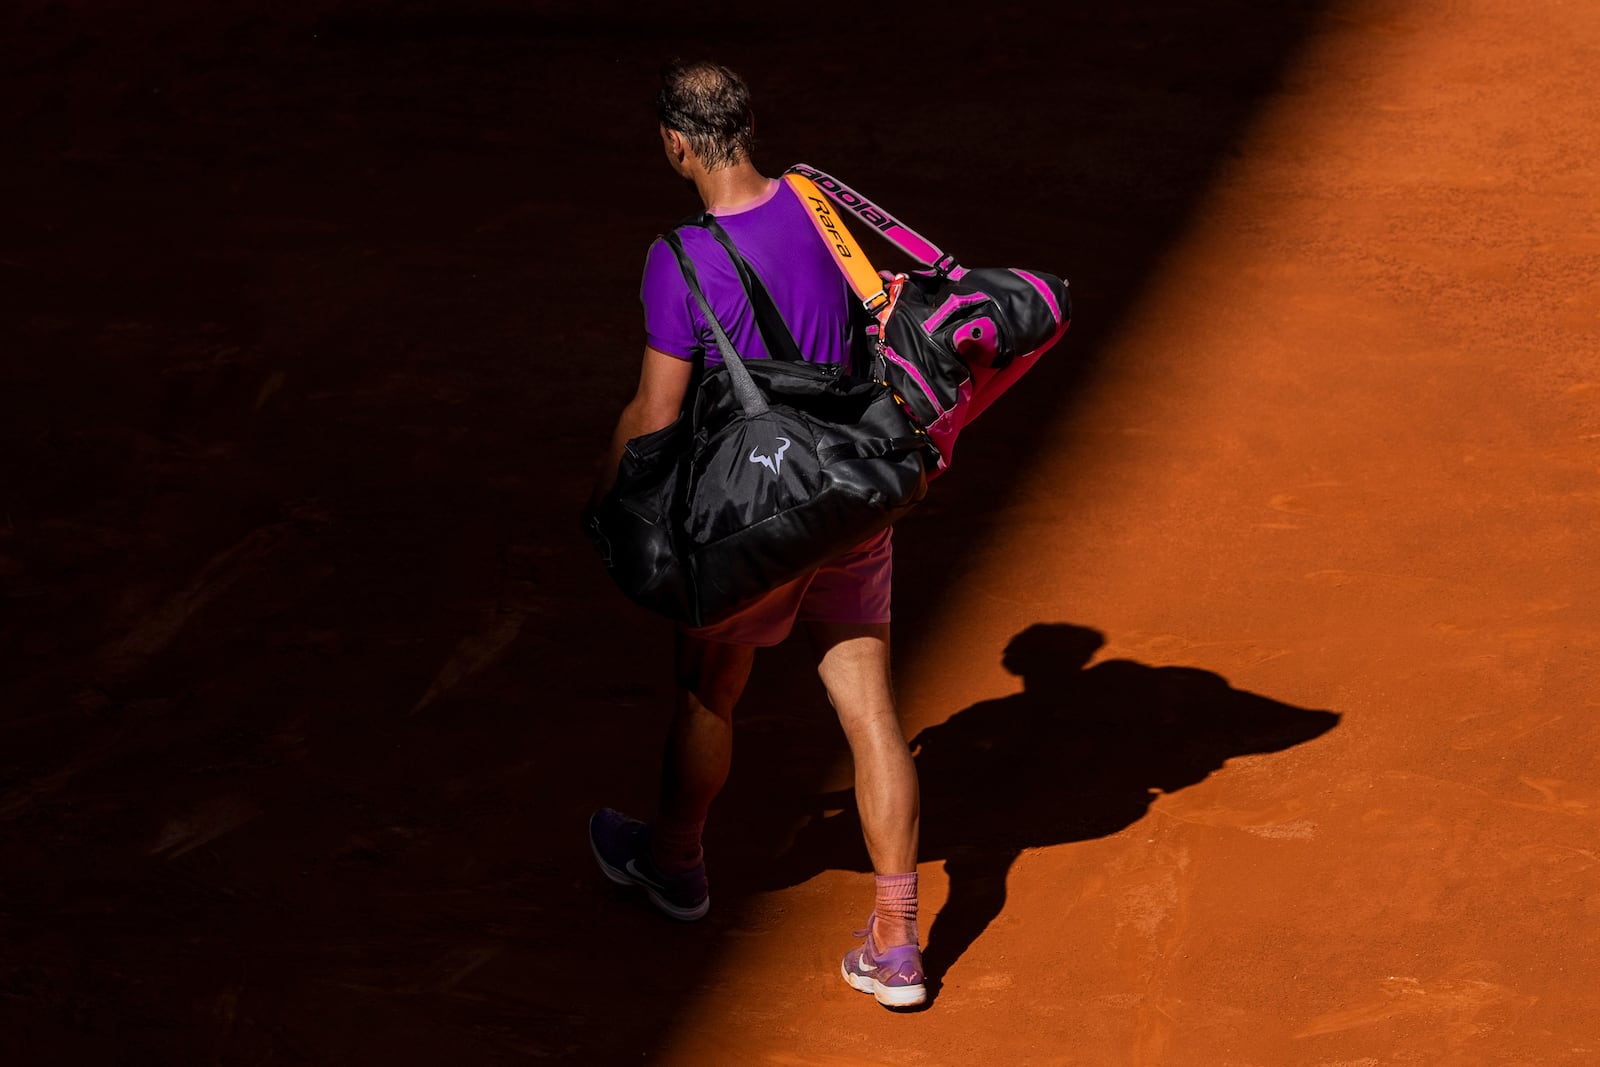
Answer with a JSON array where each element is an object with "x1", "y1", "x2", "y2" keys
[{"x1": 683, "y1": 528, "x2": 893, "y2": 647}]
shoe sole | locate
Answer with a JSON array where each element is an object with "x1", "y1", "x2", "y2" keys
[
  {"x1": 589, "y1": 827, "x2": 710, "y2": 922},
  {"x1": 842, "y1": 961, "x2": 927, "y2": 1008}
]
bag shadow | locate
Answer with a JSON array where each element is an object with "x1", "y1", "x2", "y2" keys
[{"x1": 765, "y1": 622, "x2": 1340, "y2": 997}]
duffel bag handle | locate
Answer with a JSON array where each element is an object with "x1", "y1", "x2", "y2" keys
[{"x1": 664, "y1": 231, "x2": 770, "y2": 419}]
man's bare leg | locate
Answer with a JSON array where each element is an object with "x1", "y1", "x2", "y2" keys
[
  {"x1": 651, "y1": 632, "x2": 756, "y2": 871},
  {"x1": 810, "y1": 621, "x2": 920, "y2": 951}
]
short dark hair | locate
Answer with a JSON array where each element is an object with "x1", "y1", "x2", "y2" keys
[{"x1": 656, "y1": 59, "x2": 755, "y2": 171}]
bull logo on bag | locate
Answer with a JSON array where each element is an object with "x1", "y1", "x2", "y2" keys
[{"x1": 748, "y1": 436, "x2": 792, "y2": 476}]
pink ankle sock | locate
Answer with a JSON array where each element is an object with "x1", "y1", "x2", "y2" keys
[
  {"x1": 874, "y1": 872, "x2": 919, "y2": 948},
  {"x1": 650, "y1": 817, "x2": 705, "y2": 874}
]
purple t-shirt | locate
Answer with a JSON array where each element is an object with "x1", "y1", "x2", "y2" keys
[{"x1": 640, "y1": 179, "x2": 854, "y2": 368}]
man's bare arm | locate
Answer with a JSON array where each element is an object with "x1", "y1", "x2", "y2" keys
[{"x1": 591, "y1": 345, "x2": 696, "y2": 504}]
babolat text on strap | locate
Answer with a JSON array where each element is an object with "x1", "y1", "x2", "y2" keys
[
  {"x1": 786, "y1": 163, "x2": 960, "y2": 276},
  {"x1": 782, "y1": 172, "x2": 893, "y2": 325}
]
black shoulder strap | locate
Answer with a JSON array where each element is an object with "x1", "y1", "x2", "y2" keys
[
  {"x1": 689, "y1": 214, "x2": 806, "y2": 364},
  {"x1": 663, "y1": 231, "x2": 768, "y2": 419}
]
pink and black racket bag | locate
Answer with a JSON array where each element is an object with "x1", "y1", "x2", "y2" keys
[{"x1": 788, "y1": 165, "x2": 1071, "y2": 477}]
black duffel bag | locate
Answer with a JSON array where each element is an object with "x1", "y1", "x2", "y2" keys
[{"x1": 588, "y1": 223, "x2": 928, "y2": 628}]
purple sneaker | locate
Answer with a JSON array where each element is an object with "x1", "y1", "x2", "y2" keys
[
  {"x1": 841, "y1": 917, "x2": 926, "y2": 1008},
  {"x1": 588, "y1": 808, "x2": 709, "y2": 921}
]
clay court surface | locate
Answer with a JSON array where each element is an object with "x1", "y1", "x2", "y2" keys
[{"x1": 4, "y1": 0, "x2": 1598, "y2": 1063}]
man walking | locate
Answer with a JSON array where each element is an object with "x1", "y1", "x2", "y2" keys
[{"x1": 588, "y1": 59, "x2": 925, "y2": 1009}]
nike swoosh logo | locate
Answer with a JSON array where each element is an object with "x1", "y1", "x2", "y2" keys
[
  {"x1": 856, "y1": 953, "x2": 878, "y2": 974},
  {"x1": 623, "y1": 858, "x2": 668, "y2": 890}
]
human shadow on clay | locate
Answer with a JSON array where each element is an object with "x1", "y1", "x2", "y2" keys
[{"x1": 766, "y1": 623, "x2": 1340, "y2": 994}]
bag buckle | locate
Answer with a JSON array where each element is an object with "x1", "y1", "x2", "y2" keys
[{"x1": 863, "y1": 273, "x2": 906, "y2": 330}]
